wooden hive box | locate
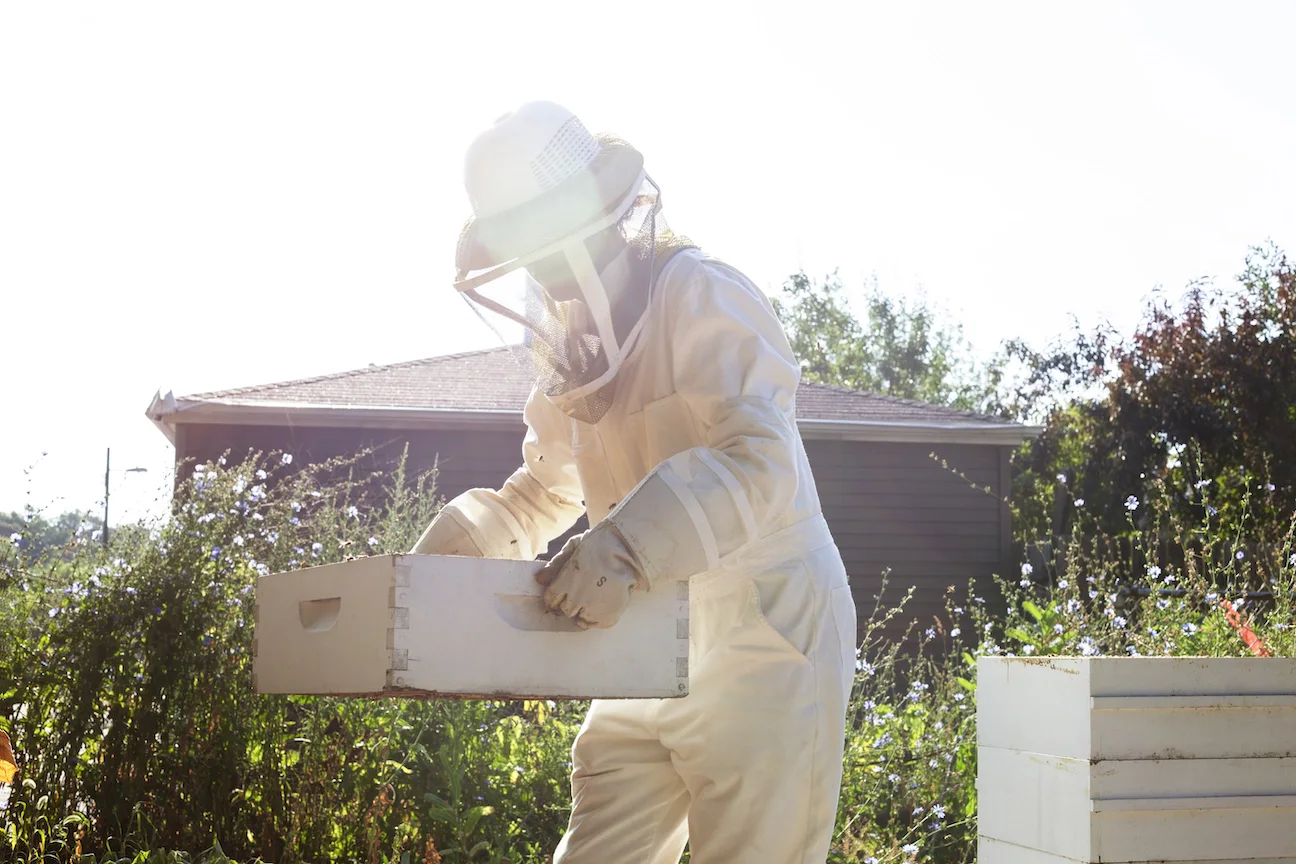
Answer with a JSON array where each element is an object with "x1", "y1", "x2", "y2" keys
[
  {"x1": 976, "y1": 656, "x2": 1296, "y2": 864},
  {"x1": 252, "y1": 553, "x2": 690, "y2": 700}
]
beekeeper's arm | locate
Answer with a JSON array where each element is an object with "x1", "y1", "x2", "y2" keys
[
  {"x1": 411, "y1": 385, "x2": 586, "y2": 560},
  {"x1": 538, "y1": 262, "x2": 802, "y2": 626}
]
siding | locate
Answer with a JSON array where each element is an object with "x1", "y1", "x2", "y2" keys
[
  {"x1": 177, "y1": 422, "x2": 589, "y2": 556},
  {"x1": 177, "y1": 424, "x2": 1009, "y2": 645},
  {"x1": 804, "y1": 440, "x2": 1011, "y2": 643}
]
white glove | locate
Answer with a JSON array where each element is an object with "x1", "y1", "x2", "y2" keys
[
  {"x1": 535, "y1": 522, "x2": 648, "y2": 629},
  {"x1": 535, "y1": 472, "x2": 710, "y2": 628}
]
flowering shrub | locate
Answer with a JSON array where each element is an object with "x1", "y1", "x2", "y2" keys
[{"x1": 1, "y1": 449, "x2": 1293, "y2": 863}]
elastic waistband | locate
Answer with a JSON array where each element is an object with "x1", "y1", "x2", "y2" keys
[{"x1": 689, "y1": 514, "x2": 836, "y2": 595}]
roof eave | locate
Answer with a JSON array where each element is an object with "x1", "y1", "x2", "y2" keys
[
  {"x1": 149, "y1": 400, "x2": 527, "y2": 433},
  {"x1": 149, "y1": 399, "x2": 1041, "y2": 445},
  {"x1": 795, "y1": 418, "x2": 1043, "y2": 446}
]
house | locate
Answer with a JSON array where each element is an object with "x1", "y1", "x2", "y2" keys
[{"x1": 145, "y1": 346, "x2": 1040, "y2": 640}]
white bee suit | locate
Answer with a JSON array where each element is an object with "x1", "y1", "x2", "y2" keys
[{"x1": 416, "y1": 246, "x2": 857, "y2": 863}]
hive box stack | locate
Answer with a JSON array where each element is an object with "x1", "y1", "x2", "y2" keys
[
  {"x1": 977, "y1": 656, "x2": 1296, "y2": 864},
  {"x1": 252, "y1": 553, "x2": 690, "y2": 700}
]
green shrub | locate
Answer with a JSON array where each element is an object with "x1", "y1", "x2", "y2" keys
[{"x1": 2, "y1": 450, "x2": 1293, "y2": 864}]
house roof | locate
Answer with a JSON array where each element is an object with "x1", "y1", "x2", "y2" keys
[{"x1": 146, "y1": 345, "x2": 1041, "y2": 446}]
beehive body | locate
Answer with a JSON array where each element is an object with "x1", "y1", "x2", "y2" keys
[
  {"x1": 977, "y1": 656, "x2": 1296, "y2": 863},
  {"x1": 253, "y1": 553, "x2": 689, "y2": 700}
]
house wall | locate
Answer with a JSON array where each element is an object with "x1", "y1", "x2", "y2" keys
[
  {"x1": 176, "y1": 423, "x2": 1011, "y2": 645},
  {"x1": 802, "y1": 439, "x2": 1011, "y2": 642}
]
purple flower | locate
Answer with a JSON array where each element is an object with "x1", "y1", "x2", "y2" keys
[{"x1": 1125, "y1": 496, "x2": 1139, "y2": 511}]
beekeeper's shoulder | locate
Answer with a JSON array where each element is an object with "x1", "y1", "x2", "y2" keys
[{"x1": 657, "y1": 248, "x2": 773, "y2": 320}]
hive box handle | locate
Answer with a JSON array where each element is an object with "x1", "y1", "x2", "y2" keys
[{"x1": 299, "y1": 597, "x2": 342, "y2": 632}]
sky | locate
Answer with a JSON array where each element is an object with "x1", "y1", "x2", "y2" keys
[{"x1": 2, "y1": 0, "x2": 1295, "y2": 528}]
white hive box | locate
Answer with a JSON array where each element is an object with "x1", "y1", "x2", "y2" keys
[
  {"x1": 977, "y1": 835, "x2": 1296, "y2": 864},
  {"x1": 252, "y1": 553, "x2": 690, "y2": 700},
  {"x1": 977, "y1": 656, "x2": 1296, "y2": 760},
  {"x1": 976, "y1": 656, "x2": 1296, "y2": 864},
  {"x1": 978, "y1": 748, "x2": 1296, "y2": 862}
]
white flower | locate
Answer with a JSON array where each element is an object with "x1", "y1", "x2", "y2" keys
[
  {"x1": 1182, "y1": 622, "x2": 1198, "y2": 635},
  {"x1": 1057, "y1": 473, "x2": 1067, "y2": 483},
  {"x1": 347, "y1": 505, "x2": 359, "y2": 519},
  {"x1": 1021, "y1": 562, "x2": 1034, "y2": 577},
  {"x1": 903, "y1": 844, "x2": 920, "y2": 856},
  {"x1": 1023, "y1": 644, "x2": 1036, "y2": 655},
  {"x1": 368, "y1": 537, "x2": 379, "y2": 547},
  {"x1": 1058, "y1": 579, "x2": 1069, "y2": 589},
  {"x1": 1075, "y1": 498, "x2": 1085, "y2": 507},
  {"x1": 282, "y1": 453, "x2": 293, "y2": 465},
  {"x1": 1125, "y1": 495, "x2": 1139, "y2": 511},
  {"x1": 7, "y1": 533, "x2": 18, "y2": 544},
  {"x1": 1236, "y1": 550, "x2": 1246, "y2": 561},
  {"x1": 950, "y1": 628, "x2": 960, "y2": 638},
  {"x1": 256, "y1": 469, "x2": 268, "y2": 480}
]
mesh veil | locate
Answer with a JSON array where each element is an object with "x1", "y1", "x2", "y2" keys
[{"x1": 461, "y1": 172, "x2": 696, "y2": 425}]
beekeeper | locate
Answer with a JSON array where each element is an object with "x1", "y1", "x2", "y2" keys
[{"x1": 412, "y1": 101, "x2": 857, "y2": 863}]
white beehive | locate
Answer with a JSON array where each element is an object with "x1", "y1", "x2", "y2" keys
[
  {"x1": 977, "y1": 656, "x2": 1296, "y2": 864},
  {"x1": 252, "y1": 553, "x2": 690, "y2": 700},
  {"x1": 978, "y1": 656, "x2": 1296, "y2": 760}
]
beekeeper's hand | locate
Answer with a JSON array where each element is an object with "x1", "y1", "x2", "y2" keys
[{"x1": 535, "y1": 521, "x2": 649, "y2": 629}]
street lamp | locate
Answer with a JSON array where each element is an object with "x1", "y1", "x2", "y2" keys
[{"x1": 104, "y1": 447, "x2": 148, "y2": 547}]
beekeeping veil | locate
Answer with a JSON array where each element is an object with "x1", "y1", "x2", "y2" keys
[{"x1": 452, "y1": 102, "x2": 694, "y2": 425}]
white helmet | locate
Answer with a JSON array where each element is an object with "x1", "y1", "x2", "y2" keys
[{"x1": 451, "y1": 101, "x2": 692, "y2": 425}]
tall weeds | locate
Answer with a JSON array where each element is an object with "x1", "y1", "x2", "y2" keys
[{"x1": 2, "y1": 449, "x2": 1293, "y2": 863}]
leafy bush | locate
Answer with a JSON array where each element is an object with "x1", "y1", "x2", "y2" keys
[{"x1": 2, "y1": 450, "x2": 1293, "y2": 864}]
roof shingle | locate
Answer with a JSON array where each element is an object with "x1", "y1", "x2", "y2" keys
[{"x1": 184, "y1": 345, "x2": 1013, "y2": 427}]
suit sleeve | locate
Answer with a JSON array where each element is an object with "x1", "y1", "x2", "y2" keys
[
  {"x1": 423, "y1": 384, "x2": 587, "y2": 560},
  {"x1": 607, "y1": 260, "x2": 803, "y2": 580}
]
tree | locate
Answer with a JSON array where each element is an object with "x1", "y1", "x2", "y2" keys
[
  {"x1": 1, "y1": 509, "x2": 103, "y2": 560},
  {"x1": 1005, "y1": 243, "x2": 1296, "y2": 541},
  {"x1": 771, "y1": 270, "x2": 1006, "y2": 414}
]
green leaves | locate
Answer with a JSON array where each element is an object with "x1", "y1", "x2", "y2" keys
[{"x1": 771, "y1": 270, "x2": 1003, "y2": 415}]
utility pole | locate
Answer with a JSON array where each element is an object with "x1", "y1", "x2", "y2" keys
[{"x1": 102, "y1": 448, "x2": 147, "y2": 548}]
